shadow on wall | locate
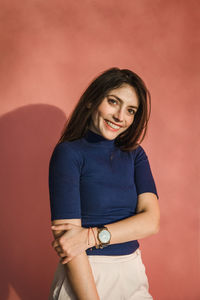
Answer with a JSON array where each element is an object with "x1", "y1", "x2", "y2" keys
[{"x1": 0, "y1": 104, "x2": 67, "y2": 300}]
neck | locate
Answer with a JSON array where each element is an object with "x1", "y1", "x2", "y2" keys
[{"x1": 83, "y1": 129, "x2": 116, "y2": 148}]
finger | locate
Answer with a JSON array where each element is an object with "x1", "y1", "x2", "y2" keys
[
  {"x1": 55, "y1": 247, "x2": 66, "y2": 257},
  {"x1": 51, "y1": 223, "x2": 69, "y2": 227},
  {"x1": 59, "y1": 252, "x2": 66, "y2": 258},
  {"x1": 53, "y1": 245, "x2": 66, "y2": 258},
  {"x1": 55, "y1": 246, "x2": 63, "y2": 253},
  {"x1": 51, "y1": 224, "x2": 72, "y2": 230},
  {"x1": 61, "y1": 256, "x2": 71, "y2": 264},
  {"x1": 52, "y1": 246, "x2": 62, "y2": 255},
  {"x1": 51, "y1": 239, "x2": 60, "y2": 248}
]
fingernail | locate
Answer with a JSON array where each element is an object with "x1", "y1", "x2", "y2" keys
[{"x1": 51, "y1": 226, "x2": 55, "y2": 228}]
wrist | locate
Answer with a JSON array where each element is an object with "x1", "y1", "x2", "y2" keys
[
  {"x1": 96, "y1": 226, "x2": 111, "y2": 249},
  {"x1": 92, "y1": 227, "x2": 99, "y2": 247},
  {"x1": 87, "y1": 227, "x2": 99, "y2": 249}
]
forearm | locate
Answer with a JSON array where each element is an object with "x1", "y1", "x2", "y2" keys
[
  {"x1": 108, "y1": 210, "x2": 159, "y2": 244},
  {"x1": 51, "y1": 222, "x2": 99, "y2": 300},
  {"x1": 92, "y1": 210, "x2": 159, "y2": 247},
  {"x1": 64, "y1": 252, "x2": 100, "y2": 300}
]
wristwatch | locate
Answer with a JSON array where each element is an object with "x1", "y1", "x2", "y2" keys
[{"x1": 96, "y1": 226, "x2": 111, "y2": 249}]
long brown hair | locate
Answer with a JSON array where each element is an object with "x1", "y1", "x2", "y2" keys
[{"x1": 58, "y1": 67, "x2": 151, "y2": 151}]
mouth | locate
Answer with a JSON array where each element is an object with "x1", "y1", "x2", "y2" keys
[{"x1": 104, "y1": 119, "x2": 122, "y2": 131}]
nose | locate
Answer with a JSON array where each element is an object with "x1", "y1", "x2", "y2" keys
[{"x1": 113, "y1": 107, "x2": 124, "y2": 123}]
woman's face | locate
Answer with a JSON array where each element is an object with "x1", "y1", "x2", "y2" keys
[{"x1": 89, "y1": 84, "x2": 139, "y2": 140}]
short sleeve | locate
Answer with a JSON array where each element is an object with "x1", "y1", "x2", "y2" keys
[
  {"x1": 48, "y1": 142, "x2": 82, "y2": 220},
  {"x1": 134, "y1": 146, "x2": 159, "y2": 199}
]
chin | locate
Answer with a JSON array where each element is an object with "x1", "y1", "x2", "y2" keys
[
  {"x1": 102, "y1": 129, "x2": 121, "y2": 140},
  {"x1": 104, "y1": 134, "x2": 115, "y2": 140}
]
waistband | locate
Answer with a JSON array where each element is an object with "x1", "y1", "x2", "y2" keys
[{"x1": 87, "y1": 248, "x2": 141, "y2": 263}]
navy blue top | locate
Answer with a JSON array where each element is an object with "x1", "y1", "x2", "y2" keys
[{"x1": 49, "y1": 129, "x2": 158, "y2": 255}]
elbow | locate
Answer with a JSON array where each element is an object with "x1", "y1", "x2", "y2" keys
[
  {"x1": 148, "y1": 213, "x2": 160, "y2": 235},
  {"x1": 151, "y1": 209, "x2": 160, "y2": 235},
  {"x1": 152, "y1": 219, "x2": 160, "y2": 235}
]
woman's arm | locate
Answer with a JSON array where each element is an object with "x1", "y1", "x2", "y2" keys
[
  {"x1": 51, "y1": 218, "x2": 100, "y2": 300},
  {"x1": 53, "y1": 192, "x2": 160, "y2": 264},
  {"x1": 101, "y1": 192, "x2": 160, "y2": 244}
]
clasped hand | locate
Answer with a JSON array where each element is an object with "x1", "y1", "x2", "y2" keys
[{"x1": 51, "y1": 223, "x2": 91, "y2": 264}]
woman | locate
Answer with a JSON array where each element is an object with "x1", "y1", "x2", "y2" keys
[{"x1": 48, "y1": 67, "x2": 160, "y2": 300}]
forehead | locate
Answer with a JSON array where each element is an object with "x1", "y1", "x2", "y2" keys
[{"x1": 107, "y1": 84, "x2": 139, "y2": 106}]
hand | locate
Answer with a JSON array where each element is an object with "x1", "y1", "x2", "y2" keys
[{"x1": 51, "y1": 223, "x2": 90, "y2": 264}]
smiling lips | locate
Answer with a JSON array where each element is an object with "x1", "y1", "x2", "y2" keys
[{"x1": 104, "y1": 119, "x2": 122, "y2": 131}]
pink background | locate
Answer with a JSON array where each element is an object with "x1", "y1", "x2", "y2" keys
[{"x1": 0, "y1": 1, "x2": 199, "y2": 299}]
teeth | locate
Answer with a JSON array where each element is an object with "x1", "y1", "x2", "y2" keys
[{"x1": 106, "y1": 120, "x2": 120, "y2": 129}]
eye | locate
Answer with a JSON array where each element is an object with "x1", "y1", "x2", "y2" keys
[
  {"x1": 107, "y1": 97, "x2": 118, "y2": 105},
  {"x1": 128, "y1": 109, "x2": 136, "y2": 115}
]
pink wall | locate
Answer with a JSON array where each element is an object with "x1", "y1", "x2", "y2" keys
[{"x1": 0, "y1": 1, "x2": 199, "y2": 299}]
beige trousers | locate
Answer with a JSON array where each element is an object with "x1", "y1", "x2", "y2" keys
[{"x1": 49, "y1": 248, "x2": 153, "y2": 300}]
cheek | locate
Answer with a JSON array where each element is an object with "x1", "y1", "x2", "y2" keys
[
  {"x1": 126, "y1": 116, "x2": 135, "y2": 127},
  {"x1": 92, "y1": 112, "x2": 99, "y2": 124},
  {"x1": 98, "y1": 101, "x2": 112, "y2": 116},
  {"x1": 91, "y1": 109, "x2": 103, "y2": 124}
]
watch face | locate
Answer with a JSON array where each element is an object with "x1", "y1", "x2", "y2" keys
[{"x1": 99, "y1": 229, "x2": 111, "y2": 243}]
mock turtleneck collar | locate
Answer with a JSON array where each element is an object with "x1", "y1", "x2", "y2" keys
[{"x1": 83, "y1": 129, "x2": 116, "y2": 148}]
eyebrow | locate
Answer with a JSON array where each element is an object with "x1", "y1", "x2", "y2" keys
[{"x1": 107, "y1": 94, "x2": 139, "y2": 109}]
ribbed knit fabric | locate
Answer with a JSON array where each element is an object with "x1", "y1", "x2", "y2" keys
[{"x1": 49, "y1": 129, "x2": 158, "y2": 255}]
